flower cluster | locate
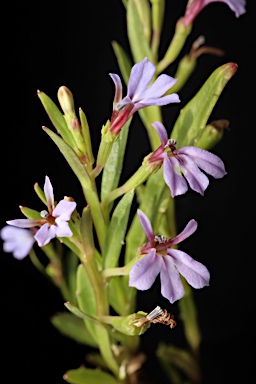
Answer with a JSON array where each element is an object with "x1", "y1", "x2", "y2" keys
[{"x1": 0, "y1": 1, "x2": 247, "y2": 382}]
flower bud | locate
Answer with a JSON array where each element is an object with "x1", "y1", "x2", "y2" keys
[
  {"x1": 57, "y1": 86, "x2": 76, "y2": 118},
  {"x1": 196, "y1": 119, "x2": 229, "y2": 150}
]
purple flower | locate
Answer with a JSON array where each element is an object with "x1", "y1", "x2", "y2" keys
[
  {"x1": 148, "y1": 122, "x2": 227, "y2": 197},
  {"x1": 129, "y1": 210, "x2": 210, "y2": 304},
  {"x1": 0, "y1": 226, "x2": 35, "y2": 260},
  {"x1": 183, "y1": 0, "x2": 246, "y2": 26},
  {"x1": 109, "y1": 58, "x2": 180, "y2": 134},
  {"x1": 6, "y1": 176, "x2": 77, "y2": 247}
]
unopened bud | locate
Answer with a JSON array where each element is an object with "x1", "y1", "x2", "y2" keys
[
  {"x1": 57, "y1": 86, "x2": 76, "y2": 117},
  {"x1": 196, "y1": 119, "x2": 229, "y2": 150}
]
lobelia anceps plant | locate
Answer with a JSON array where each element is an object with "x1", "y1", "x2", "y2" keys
[{"x1": 1, "y1": 1, "x2": 247, "y2": 384}]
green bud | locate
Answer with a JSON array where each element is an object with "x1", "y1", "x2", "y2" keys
[
  {"x1": 57, "y1": 86, "x2": 76, "y2": 118},
  {"x1": 196, "y1": 119, "x2": 229, "y2": 150}
]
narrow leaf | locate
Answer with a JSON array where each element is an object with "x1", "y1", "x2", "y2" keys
[
  {"x1": 64, "y1": 367, "x2": 119, "y2": 384},
  {"x1": 171, "y1": 62, "x2": 238, "y2": 147},
  {"x1": 103, "y1": 189, "x2": 135, "y2": 269},
  {"x1": 43, "y1": 127, "x2": 92, "y2": 190},
  {"x1": 51, "y1": 312, "x2": 98, "y2": 347},
  {"x1": 111, "y1": 41, "x2": 132, "y2": 85},
  {"x1": 127, "y1": 0, "x2": 153, "y2": 63},
  {"x1": 37, "y1": 91, "x2": 76, "y2": 146}
]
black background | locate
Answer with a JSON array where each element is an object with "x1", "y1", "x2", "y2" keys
[{"x1": 1, "y1": 1, "x2": 255, "y2": 383}]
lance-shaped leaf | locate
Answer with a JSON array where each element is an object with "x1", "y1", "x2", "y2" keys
[
  {"x1": 37, "y1": 91, "x2": 76, "y2": 147},
  {"x1": 51, "y1": 312, "x2": 98, "y2": 347},
  {"x1": 103, "y1": 189, "x2": 135, "y2": 269},
  {"x1": 43, "y1": 128, "x2": 106, "y2": 249},
  {"x1": 76, "y1": 266, "x2": 119, "y2": 376},
  {"x1": 79, "y1": 107, "x2": 95, "y2": 166},
  {"x1": 43, "y1": 127, "x2": 92, "y2": 190},
  {"x1": 170, "y1": 62, "x2": 238, "y2": 147},
  {"x1": 127, "y1": 0, "x2": 153, "y2": 63},
  {"x1": 19, "y1": 206, "x2": 42, "y2": 220},
  {"x1": 62, "y1": 251, "x2": 79, "y2": 305},
  {"x1": 101, "y1": 121, "x2": 130, "y2": 202},
  {"x1": 34, "y1": 182, "x2": 47, "y2": 205},
  {"x1": 112, "y1": 41, "x2": 132, "y2": 85},
  {"x1": 178, "y1": 278, "x2": 202, "y2": 355},
  {"x1": 63, "y1": 367, "x2": 119, "y2": 384}
]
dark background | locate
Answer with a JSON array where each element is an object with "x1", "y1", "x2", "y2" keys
[{"x1": 1, "y1": 1, "x2": 255, "y2": 383}]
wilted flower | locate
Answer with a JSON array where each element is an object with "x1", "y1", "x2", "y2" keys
[
  {"x1": 109, "y1": 57, "x2": 180, "y2": 134},
  {"x1": 0, "y1": 226, "x2": 35, "y2": 260},
  {"x1": 148, "y1": 121, "x2": 227, "y2": 197},
  {"x1": 129, "y1": 210, "x2": 210, "y2": 304},
  {"x1": 182, "y1": 0, "x2": 246, "y2": 26},
  {"x1": 6, "y1": 176, "x2": 76, "y2": 247}
]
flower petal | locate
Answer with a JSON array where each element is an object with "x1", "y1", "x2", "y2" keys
[
  {"x1": 6, "y1": 219, "x2": 42, "y2": 228},
  {"x1": 169, "y1": 249, "x2": 210, "y2": 289},
  {"x1": 109, "y1": 73, "x2": 123, "y2": 107},
  {"x1": 44, "y1": 176, "x2": 54, "y2": 213},
  {"x1": 52, "y1": 200, "x2": 76, "y2": 221},
  {"x1": 128, "y1": 58, "x2": 155, "y2": 100},
  {"x1": 35, "y1": 223, "x2": 56, "y2": 247},
  {"x1": 178, "y1": 154, "x2": 209, "y2": 195},
  {"x1": 152, "y1": 122, "x2": 168, "y2": 145},
  {"x1": 137, "y1": 209, "x2": 155, "y2": 242},
  {"x1": 141, "y1": 74, "x2": 179, "y2": 100},
  {"x1": 160, "y1": 256, "x2": 185, "y2": 303},
  {"x1": 0, "y1": 226, "x2": 35, "y2": 260},
  {"x1": 129, "y1": 249, "x2": 162, "y2": 290},
  {"x1": 163, "y1": 154, "x2": 188, "y2": 197},
  {"x1": 179, "y1": 146, "x2": 227, "y2": 179},
  {"x1": 169, "y1": 219, "x2": 198, "y2": 246},
  {"x1": 54, "y1": 220, "x2": 73, "y2": 238}
]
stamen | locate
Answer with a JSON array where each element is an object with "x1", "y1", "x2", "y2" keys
[
  {"x1": 164, "y1": 138, "x2": 177, "y2": 149},
  {"x1": 146, "y1": 306, "x2": 164, "y2": 321},
  {"x1": 40, "y1": 210, "x2": 49, "y2": 218},
  {"x1": 154, "y1": 234, "x2": 168, "y2": 243}
]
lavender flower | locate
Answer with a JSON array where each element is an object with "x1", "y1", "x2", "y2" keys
[
  {"x1": 148, "y1": 122, "x2": 227, "y2": 197},
  {"x1": 109, "y1": 58, "x2": 180, "y2": 134},
  {"x1": 0, "y1": 226, "x2": 35, "y2": 260},
  {"x1": 129, "y1": 210, "x2": 210, "y2": 304},
  {"x1": 183, "y1": 0, "x2": 246, "y2": 26},
  {"x1": 6, "y1": 176, "x2": 76, "y2": 247}
]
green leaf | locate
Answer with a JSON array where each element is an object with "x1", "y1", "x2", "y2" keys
[
  {"x1": 62, "y1": 251, "x2": 79, "y2": 305},
  {"x1": 19, "y1": 206, "x2": 42, "y2": 220},
  {"x1": 64, "y1": 367, "x2": 119, "y2": 384},
  {"x1": 51, "y1": 312, "x2": 98, "y2": 347},
  {"x1": 76, "y1": 264, "x2": 97, "y2": 317},
  {"x1": 178, "y1": 279, "x2": 201, "y2": 355},
  {"x1": 111, "y1": 41, "x2": 132, "y2": 85},
  {"x1": 171, "y1": 62, "x2": 238, "y2": 147},
  {"x1": 37, "y1": 91, "x2": 76, "y2": 146},
  {"x1": 127, "y1": 0, "x2": 153, "y2": 63},
  {"x1": 108, "y1": 276, "x2": 129, "y2": 315},
  {"x1": 103, "y1": 189, "x2": 135, "y2": 269},
  {"x1": 34, "y1": 182, "x2": 47, "y2": 205},
  {"x1": 43, "y1": 127, "x2": 92, "y2": 190},
  {"x1": 101, "y1": 121, "x2": 130, "y2": 201}
]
